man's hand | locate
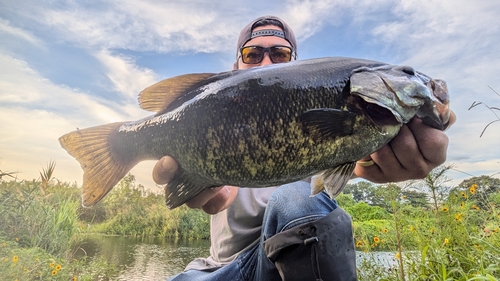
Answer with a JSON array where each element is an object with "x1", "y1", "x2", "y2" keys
[
  {"x1": 354, "y1": 111, "x2": 456, "y2": 183},
  {"x1": 153, "y1": 157, "x2": 238, "y2": 214}
]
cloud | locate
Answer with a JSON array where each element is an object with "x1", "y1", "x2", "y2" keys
[
  {"x1": 0, "y1": 18, "x2": 41, "y2": 45},
  {"x1": 31, "y1": 0, "x2": 242, "y2": 54},
  {"x1": 94, "y1": 50, "x2": 160, "y2": 100}
]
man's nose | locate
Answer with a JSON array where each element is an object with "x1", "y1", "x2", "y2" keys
[{"x1": 260, "y1": 52, "x2": 273, "y2": 66}]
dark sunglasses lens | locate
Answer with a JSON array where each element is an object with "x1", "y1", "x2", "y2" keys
[
  {"x1": 270, "y1": 47, "x2": 292, "y2": 63},
  {"x1": 241, "y1": 47, "x2": 264, "y2": 64}
]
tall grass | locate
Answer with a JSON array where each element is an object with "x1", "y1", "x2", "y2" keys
[{"x1": 351, "y1": 166, "x2": 500, "y2": 280}]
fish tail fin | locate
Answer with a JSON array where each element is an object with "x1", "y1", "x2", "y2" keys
[{"x1": 59, "y1": 122, "x2": 135, "y2": 207}]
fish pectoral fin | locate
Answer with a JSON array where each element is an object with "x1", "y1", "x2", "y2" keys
[
  {"x1": 310, "y1": 162, "x2": 356, "y2": 198},
  {"x1": 139, "y1": 73, "x2": 217, "y2": 112},
  {"x1": 58, "y1": 122, "x2": 135, "y2": 207},
  {"x1": 299, "y1": 109, "x2": 356, "y2": 140},
  {"x1": 164, "y1": 169, "x2": 212, "y2": 209}
]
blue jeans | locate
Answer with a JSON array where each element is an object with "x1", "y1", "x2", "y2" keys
[{"x1": 168, "y1": 181, "x2": 338, "y2": 281}]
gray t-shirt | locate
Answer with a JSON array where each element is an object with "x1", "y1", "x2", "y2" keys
[{"x1": 184, "y1": 186, "x2": 278, "y2": 270}]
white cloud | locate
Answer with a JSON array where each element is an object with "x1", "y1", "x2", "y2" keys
[
  {"x1": 0, "y1": 18, "x2": 41, "y2": 45},
  {"x1": 94, "y1": 50, "x2": 159, "y2": 100}
]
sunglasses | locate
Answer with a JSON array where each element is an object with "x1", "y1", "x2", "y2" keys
[{"x1": 239, "y1": 45, "x2": 294, "y2": 64}]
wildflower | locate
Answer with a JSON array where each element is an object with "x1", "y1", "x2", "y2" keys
[
  {"x1": 402, "y1": 195, "x2": 407, "y2": 199},
  {"x1": 13, "y1": 256, "x2": 18, "y2": 263},
  {"x1": 441, "y1": 206, "x2": 449, "y2": 212},
  {"x1": 443, "y1": 238, "x2": 449, "y2": 245},
  {"x1": 3, "y1": 257, "x2": 8, "y2": 262},
  {"x1": 55, "y1": 264, "x2": 62, "y2": 271},
  {"x1": 15, "y1": 237, "x2": 19, "y2": 242},
  {"x1": 455, "y1": 213, "x2": 463, "y2": 222},
  {"x1": 395, "y1": 252, "x2": 401, "y2": 259},
  {"x1": 52, "y1": 270, "x2": 58, "y2": 276},
  {"x1": 409, "y1": 226, "x2": 415, "y2": 232},
  {"x1": 356, "y1": 240, "x2": 363, "y2": 247},
  {"x1": 472, "y1": 205, "x2": 480, "y2": 210},
  {"x1": 373, "y1": 236, "x2": 381, "y2": 243},
  {"x1": 49, "y1": 262, "x2": 55, "y2": 268},
  {"x1": 430, "y1": 228, "x2": 435, "y2": 234},
  {"x1": 493, "y1": 228, "x2": 499, "y2": 233},
  {"x1": 460, "y1": 191, "x2": 467, "y2": 198},
  {"x1": 383, "y1": 228, "x2": 389, "y2": 233},
  {"x1": 469, "y1": 184, "x2": 477, "y2": 194},
  {"x1": 460, "y1": 202, "x2": 465, "y2": 208},
  {"x1": 73, "y1": 277, "x2": 78, "y2": 281}
]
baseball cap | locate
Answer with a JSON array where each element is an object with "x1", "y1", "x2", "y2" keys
[{"x1": 236, "y1": 15, "x2": 297, "y2": 56}]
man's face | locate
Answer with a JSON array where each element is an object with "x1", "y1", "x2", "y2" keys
[{"x1": 235, "y1": 25, "x2": 294, "y2": 70}]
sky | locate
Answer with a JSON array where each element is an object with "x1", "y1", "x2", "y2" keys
[{"x1": 1, "y1": 0, "x2": 499, "y2": 193}]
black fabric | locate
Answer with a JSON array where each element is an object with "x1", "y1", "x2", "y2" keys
[{"x1": 264, "y1": 207, "x2": 357, "y2": 281}]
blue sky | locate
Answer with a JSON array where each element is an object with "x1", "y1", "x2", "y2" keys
[{"x1": 1, "y1": 0, "x2": 499, "y2": 191}]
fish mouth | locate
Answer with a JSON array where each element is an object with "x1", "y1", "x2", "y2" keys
[{"x1": 350, "y1": 95, "x2": 401, "y2": 130}]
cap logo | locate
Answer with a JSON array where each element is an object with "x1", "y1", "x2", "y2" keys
[{"x1": 250, "y1": 29, "x2": 285, "y2": 39}]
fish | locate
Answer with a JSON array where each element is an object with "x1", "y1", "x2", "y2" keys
[{"x1": 59, "y1": 57, "x2": 451, "y2": 209}]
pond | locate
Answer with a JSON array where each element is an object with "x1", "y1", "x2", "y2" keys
[
  {"x1": 74, "y1": 235, "x2": 210, "y2": 280},
  {"x1": 75, "y1": 235, "x2": 397, "y2": 280}
]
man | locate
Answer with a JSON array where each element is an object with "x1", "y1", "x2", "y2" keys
[{"x1": 159, "y1": 16, "x2": 455, "y2": 281}]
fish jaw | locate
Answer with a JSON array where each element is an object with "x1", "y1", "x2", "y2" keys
[{"x1": 349, "y1": 65, "x2": 450, "y2": 130}]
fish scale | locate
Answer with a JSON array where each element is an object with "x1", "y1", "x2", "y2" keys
[{"x1": 59, "y1": 57, "x2": 451, "y2": 209}]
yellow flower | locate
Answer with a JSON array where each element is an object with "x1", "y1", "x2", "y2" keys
[
  {"x1": 469, "y1": 184, "x2": 477, "y2": 194},
  {"x1": 49, "y1": 262, "x2": 55, "y2": 268},
  {"x1": 395, "y1": 252, "x2": 401, "y2": 259},
  {"x1": 15, "y1": 237, "x2": 19, "y2": 242},
  {"x1": 472, "y1": 205, "x2": 480, "y2": 210},
  {"x1": 460, "y1": 202, "x2": 465, "y2": 208},
  {"x1": 383, "y1": 228, "x2": 389, "y2": 233},
  {"x1": 373, "y1": 236, "x2": 381, "y2": 243},
  {"x1": 355, "y1": 240, "x2": 363, "y2": 247},
  {"x1": 402, "y1": 195, "x2": 407, "y2": 199},
  {"x1": 13, "y1": 256, "x2": 18, "y2": 263},
  {"x1": 455, "y1": 213, "x2": 463, "y2": 222},
  {"x1": 441, "y1": 206, "x2": 449, "y2": 212},
  {"x1": 409, "y1": 226, "x2": 415, "y2": 232},
  {"x1": 52, "y1": 270, "x2": 58, "y2": 276},
  {"x1": 73, "y1": 277, "x2": 78, "y2": 281},
  {"x1": 430, "y1": 228, "x2": 435, "y2": 234},
  {"x1": 460, "y1": 192, "x2": 467, "y2": 198},
  {"x1": 444, "y1": 238, "x2": 449, "y2": 245},
  {"x1": 55, "y1": 264, "x2": 62, "y2": 271}
]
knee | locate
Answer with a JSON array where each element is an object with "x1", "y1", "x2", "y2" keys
[{"x1": 264, "y1": 181, "x2": 338, "y2": 232}]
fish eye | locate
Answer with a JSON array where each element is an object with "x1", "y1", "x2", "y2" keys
[{"x1": 401, "y1": 66, "x2": 415, "y2": 76}]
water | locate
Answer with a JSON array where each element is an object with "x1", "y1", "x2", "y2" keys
[
  {"x1": 75, "y1": 235, "x2": 210, "y2": 280},
  {"x1": 76, "y1": 235, "x2": 397, "y2": 280}
]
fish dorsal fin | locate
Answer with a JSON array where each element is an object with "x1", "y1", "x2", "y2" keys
[
  {"x1": 299, "y1": 109, "x2": 356, "y2": 140},
  {"x1": 310, "y1": 162, "x2": 356, "y2": 198},
  {"x1": 139, "y1": 73, "x2": 217, "y2": 112}
]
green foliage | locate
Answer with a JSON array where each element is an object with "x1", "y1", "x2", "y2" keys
[
  {"x1": 347, "y1": 166, "x2": 500, "y2": 281},
  {"x1": 0, "y1": 238, "x2": 119, "y2": 280},
  {"x1": 0, "y1": 180, "x2": 79, "y2": 256},
  {"x1": 87, "y1": 173, "x2": 210, "y2": 239},
  {"x1": 347, "y1": 201, "x2": 392, "y2": 221}
]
